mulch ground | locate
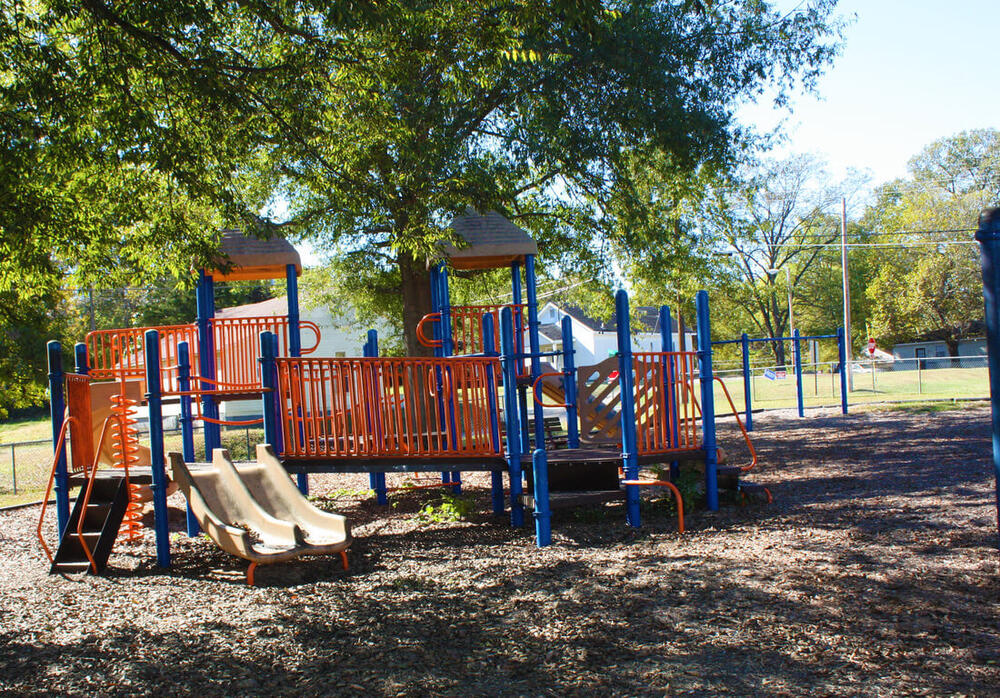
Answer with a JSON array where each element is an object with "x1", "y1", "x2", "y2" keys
[{"x1": 1, "y1": 405, "x2": 998, "y2": 696}]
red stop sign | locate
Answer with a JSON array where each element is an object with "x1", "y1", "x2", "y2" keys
[{"x1": 868, "y1": 338, "x2": 876, "y2": 355}]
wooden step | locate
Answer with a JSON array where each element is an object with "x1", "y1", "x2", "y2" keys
[
  {"x1": 522, "y1": 489, "x2": 623, "y2": 510},
  {"x1": 51, "y1": 561, "x2": 93, "y2": 574}
]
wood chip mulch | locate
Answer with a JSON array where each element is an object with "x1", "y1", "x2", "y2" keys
[{"x1": 1, "y1": 405, "x2": 998, "y2": 696}]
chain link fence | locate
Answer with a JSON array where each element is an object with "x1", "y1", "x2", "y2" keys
[{"x1": 0, "y1": 425, "x2": 265, "y2": 504}]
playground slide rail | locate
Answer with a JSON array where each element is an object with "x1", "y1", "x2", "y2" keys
[{"x1": 275, "y1": 355, "x2": 503, "y2": 459}]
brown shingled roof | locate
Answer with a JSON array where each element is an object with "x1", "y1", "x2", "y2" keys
[
  {"x1": 208, "y1": 229, "x2": 302, "y2": 281},
  {"x1": 438, "y1": 210, "x2": 538, "y2": 270}
]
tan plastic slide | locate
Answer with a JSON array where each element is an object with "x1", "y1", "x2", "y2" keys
[{"x1": 169, "y1": 446, "x2": 352, "y2": 584}]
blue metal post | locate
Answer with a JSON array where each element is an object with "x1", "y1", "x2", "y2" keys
[
  {"x1": 660, "y1": 307, "x2": 680, "y2": 481},
  {"x1": 525, "y1": 255, "x2": 545, "y2": 450},
  {"x1": 365, "y1": 329, "x2": 388, "y2": 505},
  {"x1": 741, "y1": 332, "x2": 753, "y2": 431},
  {"x1": 74, "y1": 343, "x2": 88, "y2": 375},
  {"x1": 438, "y1": 268, "x2": 461, "y2": 491},
  {"x1": 837, "y1": 327, "x2": 849, "y2": 415},
  {"x1": 269, "y1": 332, "x2": 292, "y2": 489},
  {"x1": 196, "y1": 271, "x2": 221, "y2": 456},
  {"x1": 143, "y1": 330, "x2": 170, "y2": 568},
  {"x1": 511, "y1": 262, "x2": 530, "y2": 453},
  {"x1": 500, "y1": 307, "x2": 524, "y2": 527},
  {"x1": 438, "y1": 264, "x2": 454, "y2": 357},
  {"x1": 975, "y1": 207, "x2": 1000, "y2": 550},
  {"x1": 561, "y1": 316, "x2": 580, "y2": 449},
  {"x1": 47, "y1": 341, "x2": 69, "y2": 535},
  {"x1": 793, "y1": 328, "x2": 804, "y2": 418},
  {"x1": 286, "y1": 264, "x2": 301, "y2": 357},
  {"x1": 696, "y1": 291, "x2": 719, "y2": 511},
  {"x1": 178, "y1": 341, "x2": 199, "y2": 536},
  {"x1": 483, "y1": 314, "x2": 505, "y2": 515},
  {"x1": 615, "y1": 290, "x2": 641, "y2": 527},
  {"x1": 532, "y1": 448, "x2": 552, "y2": 547},
  {"x1": 259, "y1": 332, "x2": 278, "y2": 449}
]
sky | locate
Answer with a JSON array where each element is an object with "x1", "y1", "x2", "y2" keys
[{"x1": 748, "y1": 0, "x2": 1000, "y2": 184}]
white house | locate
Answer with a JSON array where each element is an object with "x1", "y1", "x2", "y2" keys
[{"x1": 534, "y1": 302, "x2": 697, "y2": 370}]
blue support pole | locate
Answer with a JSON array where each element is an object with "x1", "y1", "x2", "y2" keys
[
  {"x1": 438, "y1": 264, "x2": 454, "y2": 358},
  {"x1": 974, "y1": 207, "x2": 1000, "y2": 550},
  {"x1": 260, "y1": 332, "x2": 278, "y2": 448},
  {"x1": 286, "y1": 264, "x2": 301, "y2": 357},
  {"x1": 511, "y1": 262, "x2": 530, "y2": 454},
  {"x1": 532, "y1": 449, "x2": 552, "y2": 547},
  {"x1": 837, "y1": 327, "x2": 849, "y2": 415},
  {"x1": 47, "y1": 341, "x2": 69, "y2": 535},
  {"x1": 793, "y1": 328, "x2": 804, "y2": 418},
  {"x1": 196, "y1": 271, "x2": 221, "y2": 457},
  {"x1": 615, "y1": 290, "x2": 641, "y2": 527},
  {"x1": 178, "y1": 341, "x2": 199, "y2": 536},
  {"x1": 435, "y1": 266, "x2": 459, "y2": 488},
  {"x1": 525, "y1": 255, "x2": 544, "y2": 450},
  {"x1": 741, "y1": 332, "x2": 753, "y2": 432},
  {"x1": 74, "y1": 343, "x2": 88, "y2": 376},
  {"x1": 660, "y1": 307, "x2": 680, "y2": 481},
  {"x1": 483, "y1": 314, "x2": 505, "y2": 515},
  {"x1": 560, "y1": 316, "x2": 580, "y2": 449},
  {"x1": 268, "y1": 332, "x2": 291, "y2": 489},
  {"x1": 696, "y1": 291, "x2": 719, "y2": 511},
  {"x1": 500, "y1": 307, "x2": 524, "y2": 527},
  {"x1": 143, "y1": 329, "x2": 170, "y2": 568},
  {"x1": 364, "y1": 329, "x2": 388, "y2": 505}
]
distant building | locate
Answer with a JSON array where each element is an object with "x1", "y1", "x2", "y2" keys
[{"x1": 891, "y1": 338, "x2": 986, "y2": 369}]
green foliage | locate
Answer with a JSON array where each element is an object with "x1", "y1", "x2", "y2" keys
[
  {"x1": 648, "y1": 467, "x2": 702, "y2": 513},
  {"x1": 416, "y1": 493, "x2": 475, "y2": 524}
]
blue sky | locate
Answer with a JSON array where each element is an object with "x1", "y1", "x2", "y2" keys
[{"x1": 749, "y1": 0, "x2": 1000, "y2": 183}]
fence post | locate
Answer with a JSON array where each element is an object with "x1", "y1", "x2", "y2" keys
[
  {"x1": 615, "y1": 289, "x2": 640, "y2": 527},
  {"x1": 47, "y1": 341, "x2": 69, "y2": 535},
  {"x1": 794, "y1": 329, "x2": 804, "y2": 418},
  {"x1": 917, "y1": 358, "x2": 923, "y2": 394},
  {"x1": 482, "y1": 314, "x2": 505, "y2": 515},
  {"x1": 143, "y1": 329, "x2": 170, "y2": 568},
  {"x1": 974, "y1": 206, "x2": 1000, "y2": 551},
  {"x1": 696, "y1": 292, "x2": 719, "y2": 512},
  {"x1": 500, "y1": 307, "x2": 524, "y2": 527},
  {"x1": 561, "y1": 315, "x2": 580, "y2": 449},
  {"x1": 741, "y1": 332, "x2": 753, "y2": 432},
  {"x1": 10, "y1": 444, "x2": 16, "y2": 495},
  {"x1": 837, "y1": 327, "x2": 849, "y2": 415},
  {"x1": 178, "y1": 341, "x2": 199, "y2": 537}
]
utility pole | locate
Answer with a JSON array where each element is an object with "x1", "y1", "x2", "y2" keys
[{"x1": 841, "y1": 197, "x2": 853, "y2": 391}]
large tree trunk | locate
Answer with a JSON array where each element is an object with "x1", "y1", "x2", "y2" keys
[{"x1": 399, "y1": 252, "x2": 435, "y2": 357}]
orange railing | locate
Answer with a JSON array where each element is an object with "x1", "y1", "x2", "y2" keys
[
  {"x1": 417, "y1": 304, "x2": 525, "y2": 355},
  {"x1": 632, "y1": 351, "x2": 701, "y2": 455},
  {"x1": 85, "y1": 316, "x2": 321, "y2": 389},
  {"x1": 712, "y1": 376, "x2": 757, "y2": 472},
  {"x1": 276, "y1": 356, "x2": 502, "y2": 459}
]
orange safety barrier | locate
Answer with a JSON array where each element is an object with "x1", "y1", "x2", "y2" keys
[
  {"x1": 275, "y1": 356, "x2": 501, "y2": 459},
  {"x1": 87, "y1": 324, "x2": 199, "y2": 390},
  {"x1": 632, "y1": 351, "x2": 701, "y2": 456},
  {"x1": 448, "y1": 304, "x2": 524, "y2": 355},
  {"x1": 532, "y1": 372, "x2": 571, "y2": 408},
  {"x1": 210, "y1": 316, "x2": 321, "y2": 386}
]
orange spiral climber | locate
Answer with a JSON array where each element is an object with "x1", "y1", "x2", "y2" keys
[{"x1": 110, "y1": 388, "x2": 144, "y2": 543}]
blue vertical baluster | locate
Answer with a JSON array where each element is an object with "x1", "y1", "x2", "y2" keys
[
  {"x1": 483, "y1": 314, "x2": 505, "y2": 515},
  {"x1": 268, "y1": 333, "x2": 289, "y2": 487},
  {"x1": 794, "y1": 328, "x2": 804, "y2": 418},
  {"x1": 365, "y1": 330, "x2": 388, "y2": 505},
  {"x1": 660, "y1": 307, "x2": 680, "y2": 481},
  {"x1": 47, "y1": 341, "x2": 69, "y2": 535},
  {"x1": 178, "y1": 342, "x2": 199, "y2": 536},
  {"x1": 696, "y1": 291, "x2": 719, "y2": 511},
  {"x1": 561, "y1": 316, "x2": 580, "y2": 449},
  {"x1": 837, "y1": 327, "x2": 849, "y2": 415},
  {"x1": 741, "y1": 332, "x2": 753, "y2": 431},
  {"x1": 144, "y1": 329, "x2": 170, "y2": 567},
  {"x1": 500, "y1": 307, "x2": 524, "y2": 527},
  {"x1": 511, "y1": 262, "x2": 530, "y2": 454},
  {"x1": 197, "y1": 271, "x2": 221, "y2": 457},
  {"x1": 615, "y1": 290, "x2": 641, "y2": 527},
  {"x1": 525, "y1": 255, "x2": 544, "y2": 450},
  {"x1": 287, "y1": 263, "x2": 308, "y2": 493},
  {"x1": 975, "y1": 207, "x2": 1000, "y2": 550},
  {"x1": 260, "y1": 332, "x2": 278, "y2": 449}
]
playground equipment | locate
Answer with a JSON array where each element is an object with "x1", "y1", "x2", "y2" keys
[
  {"x1": 169, "y1": 447, "x2": 351, "y2": 585},
  {"x1": 41, "y1": 211, "x2": 764, "y2": 575},
  {"x1": 713, "y1": 329, "x2": 849, "y2": 430}
]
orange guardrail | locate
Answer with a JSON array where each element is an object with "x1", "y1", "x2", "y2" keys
[
  {"x1": 448, "y1": 304, "x2": 524, "y2": 355},
  {"x1": 86, "y1": 324, "x2": 199, "y2": 390},
  {"x1": 37, "y1": 416, "x2": 80, "y2": 565},
  {"x1": 621, "y1": 478, "x2": 685, "y2": 533},
  {"x1": 275, "y1": 356, "x2": 501, "y2": 459},
  {"x1": 210, "y1": 316, "x2": 321, "y2": 386},
  {"x1": 712, "y1": 376, "x2": 757, "y2": 472},
  {"x1": 632, "y1": 351, "x2": 701, "y2": 456}
]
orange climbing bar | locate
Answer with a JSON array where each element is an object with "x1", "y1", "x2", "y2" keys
[
  {"x1": 532, "y1": 372, "x2": 571, "y2": 408},
  {"x1": 415, "y1": 313, "x2": 443, "y2": 348},
  {"x1": 275, "y1": 355, "x2": 501, "y2": 459}
]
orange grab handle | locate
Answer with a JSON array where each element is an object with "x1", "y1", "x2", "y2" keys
[
  {"x1": 415, "y1": 313, "x2": 443, "y2": 348},
  {"x1": 712, "y1": 376, "x2": 757, "y2": 472},
  {"x1": 36, "y1": 416, "x2": 79, "y2": 564},
  {"x1": 532, "y1": 372, "x2": 571, "y2": 408},
  {"x1": 621, "y1": 479, "x2": 685, "y2": 534}
]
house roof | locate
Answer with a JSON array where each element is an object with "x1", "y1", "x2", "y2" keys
[
  {"x1": 215, "y1": 296, "x2": 288, "y2": 318},
  {"x1": 207, "y1": 229, "x2": 302, "y2": 282},
  {"x1": 437, "y1": 210, "x2": 538, "y2": 270},
  {"x1": 557, "y1": 303, "x2": 693, "y2": 335}
]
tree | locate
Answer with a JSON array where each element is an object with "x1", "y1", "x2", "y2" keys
[
  {"x1": 2, "y1": 1, "x2": 844, "y2": 356},
  {"x1": 864, "y1": 129, "x2": 1000, "y2": 355}
]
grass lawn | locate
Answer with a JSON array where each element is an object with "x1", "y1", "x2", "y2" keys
[{"x1": 0, "y1": 416, "x2": 51, "y2": 444}]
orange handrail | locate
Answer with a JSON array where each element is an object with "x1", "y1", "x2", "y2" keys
[
  {"x1": 532, "y1": 372, "x2": 571, "y2": 408},
  {"x1": 36, "y1": 416, "x2": 79, "y2": 565},
  {"x1": 74, "y1": 416, "x2": 118, "y2": 572},
  {"x1": 621, "y1": 479, "x2": 685, "y2": 533},
  {"x1": 415, "y1": 313, "x2": 443, "y2": 348},
  {"x1": 712, "y1": 376, "x2": 757, "y2": 472}
]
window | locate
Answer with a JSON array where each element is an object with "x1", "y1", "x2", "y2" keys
[{"x1": 915, "y1": 347, "x2": 926, "y2": 370}]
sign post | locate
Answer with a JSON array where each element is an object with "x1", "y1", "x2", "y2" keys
[{"x1": 868, "y1": 338, "x2": 876, "y2": 393}]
